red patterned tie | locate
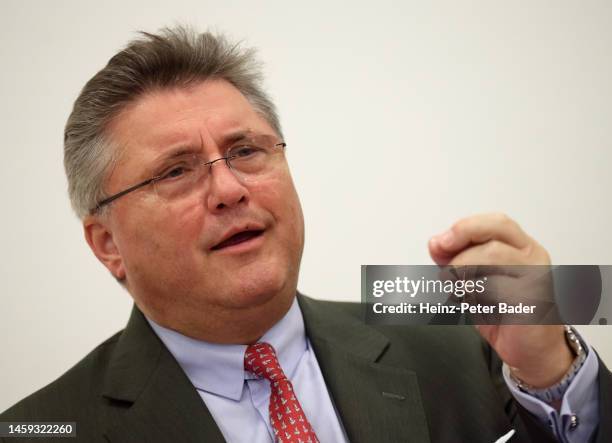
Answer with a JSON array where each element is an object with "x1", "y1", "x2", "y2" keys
[{"x1": 244, "y1": 342, "x2": 320, "y2": 443}]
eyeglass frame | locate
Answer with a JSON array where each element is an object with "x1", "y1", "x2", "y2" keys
[{"x1": 90, "y1": 142, "x2": 287, "y2": 214}]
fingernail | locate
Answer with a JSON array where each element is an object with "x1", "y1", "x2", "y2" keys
[{"x1": 440, "y1": 230, "x2": 454, "y2": 247}]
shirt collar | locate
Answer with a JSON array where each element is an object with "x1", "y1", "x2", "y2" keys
[{"x1": 146, "y1": 296, "x2": 307, "y2": 401}]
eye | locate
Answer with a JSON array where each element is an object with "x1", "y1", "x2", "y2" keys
[
  {"x1": 229, "y1": 145, "x2": 263, "y2": 158},
  {"x1": 164, "y1": 166, "x2": 186, "y2": 178},
  {"x1": 159, "y1": 162, "x2": 194, "y2": 181}
]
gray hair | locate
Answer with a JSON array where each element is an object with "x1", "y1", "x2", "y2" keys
[{"x1": 64, "y1": 26, "x2": 282, "y2": 218}]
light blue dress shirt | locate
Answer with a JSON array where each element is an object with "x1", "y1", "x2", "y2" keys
[
  {"x1": 148, "y1": 299, "x2": 599, "y2": 442},
  {"x1": 147, "y1": 298, "x2": 349, "y2": 443}
]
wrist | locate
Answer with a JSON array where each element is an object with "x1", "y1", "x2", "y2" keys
[
  {"x1": 510, "y1": 332, "x2": 574, "y2": 388},
  {"x1": 509, "y1": 326, "x2": 587, "y2": 403}
]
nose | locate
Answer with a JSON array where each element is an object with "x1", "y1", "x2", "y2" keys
[{"x1": 205, "y1": 160, "x2": 249, "y2": 211}]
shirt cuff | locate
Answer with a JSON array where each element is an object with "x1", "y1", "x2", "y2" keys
[{"x1": 502, "y1": 339, "x2": 600, "y2": 443}]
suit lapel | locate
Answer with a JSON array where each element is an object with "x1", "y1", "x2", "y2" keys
[
  {"x1": 298, "y1": 294, "x2": 431, "y2": 443},
  {"x1": 101, "y1": 306, "x2": 225, "y2": 443}
]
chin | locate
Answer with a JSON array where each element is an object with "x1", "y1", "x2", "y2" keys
[
  {"x1": 219, "y1": 265, "x2": 292, "y2": 309},
  {"x1": 235, "y1": 275, "x2": 287, "y2": 308}
]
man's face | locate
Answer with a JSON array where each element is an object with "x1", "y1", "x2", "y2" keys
[{"x1": 88, "y1": 80, "x2": 304, "y2": 338}]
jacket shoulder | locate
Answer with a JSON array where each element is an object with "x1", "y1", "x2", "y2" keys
[
  {"x1": 0, "y1": 330, "x2": 123, "y2": 421},
  {"x1": 310, "y1": 297, "x2": 488, "y2": 351}
]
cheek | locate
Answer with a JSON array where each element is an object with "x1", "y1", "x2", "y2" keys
[
  {"x1": 117, "y1": 199, "x2": 206, "y2": 263},
  {"x1": 256, "y1": 176, "x2": 304, "y2": 249}
]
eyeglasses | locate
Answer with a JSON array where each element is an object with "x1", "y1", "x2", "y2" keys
[{"x1": 91, "y1": 136, "x2": 286, "y2": 214}]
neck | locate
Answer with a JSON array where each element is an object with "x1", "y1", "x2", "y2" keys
[{"x1": 137, "y1": 290, "x2": 296, "y2": 344}]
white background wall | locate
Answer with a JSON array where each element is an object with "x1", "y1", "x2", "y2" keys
[{"x1": 1, "y1": 1, "x2": 610, "y2": 412}]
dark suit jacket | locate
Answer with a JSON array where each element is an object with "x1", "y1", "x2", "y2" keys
[{"x1": 2, "y1": 294, "x2": 611, "y2": 443}]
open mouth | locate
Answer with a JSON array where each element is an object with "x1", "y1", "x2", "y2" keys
[{"x1": 211, "y1": 229, "x2": 264, "y2": 250}]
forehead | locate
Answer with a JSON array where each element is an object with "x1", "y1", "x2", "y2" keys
[{"x1": 107, "y1": 79, "x2": 275, "y2": 160}]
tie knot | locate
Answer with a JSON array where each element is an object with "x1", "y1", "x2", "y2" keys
[{"x1": 244, "y1": 342, "x2": 286, "y2": 381}]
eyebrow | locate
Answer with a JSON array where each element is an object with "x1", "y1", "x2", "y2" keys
[
  {"x1": 151, "y1": 129, "x2": 275, "y2": 166},
  {"x1": 149, "y1": 146, "x2": 201, "y2": 173}
]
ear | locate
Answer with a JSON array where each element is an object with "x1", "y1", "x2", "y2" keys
[{"x1": 83, "y1": 215, "x2": 126, "y2": 280}]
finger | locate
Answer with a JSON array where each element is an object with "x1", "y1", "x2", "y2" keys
[
  {"x1": 428, "y1": 236, "x2": 455, "y2": 266},
  {"x1": 429, "y1": 239, "x2": 525, "y2": 268},
  {"x1": 448, "y1": 240, "x2": 530, "y2": 267},
  {"x1": 431, "y1": 213, "x2": 530, "y2": 258}
]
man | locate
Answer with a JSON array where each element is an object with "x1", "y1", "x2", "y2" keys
[{"x1": 1, "y1": 26, "x2": 610, "y2": 443}]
